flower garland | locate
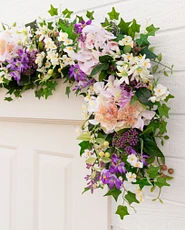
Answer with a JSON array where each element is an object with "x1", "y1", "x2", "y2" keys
[{"x1": 0, "y1": 5, "x2": 174, "y2": 219}]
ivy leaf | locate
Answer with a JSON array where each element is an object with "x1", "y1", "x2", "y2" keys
[
  {"x1": 128, "y1": 19, "x2": 140, "y2": 39},
  {"x1": 132, "y1": 178, "x2": 151, "y2": 189},
  {"x1": 146, "y1": 24, "x2": 160, "y2": 36},
  {"x1": 135, "y1": 87, "x2": 153, "y2": 107},
  {"x1": 159, "y1": 120, "x2": 167, "y2": 134},
  {"x1": 104, "y1": 187, "x2": 122, "y2": 201},
  {"x1": 158, "y1": 104, "x2": 170, "y2": 118},
  {"x1": 115, "y1": 205, "x2": 129, "y2": 220},
  {"x1": 140, "y1": 46, "x2": 157, "y2": 59},
  {"x1": 86, "y1": 11, "x2": 94, "y2": 20},
  {"x1": 62, "y1": 8, "x2": 73, "y2": 18},
  {"x1": 147, "y1": 165, "x2": 160, "y2": 179},
  {"x1": 48, "y1": 5, "x2": 58, "y2": 16},
  {"x1": 90, "y1": 63, "x2": 109, "y2": 77},
  {"x1": 164, "y1": 94, "x2": 174, "y2": 103},
  {"x1": 125, "y1": 191, "x2": 139, "y2": 205},
  {"x1": 25, "y1": 20, "x2": 37, "y2": 30},
  {"x1": 65, "y1": 86, "x2": 71, "y2": 98},
  {"x1": 136, "y1": 34, "x2": 150, "y2": 47},
  {"x1": 108, "y1": 7, "x2": 120, "y2": 20},
  {"x1": 79, "y1": 141, "x2": 93, "y2": 156},
  {"x1": 4, "y1": 97, "x2": 13, "y2": 102},
  {"x1": 118, "y1": 18, "x2": 131, "y2": 34},
  {"x1": 101, "y1": 18, "x2": 110, "y2": 28},
  {"x1": 154, "y1": 177, "x2": 170, "y2": 188}
]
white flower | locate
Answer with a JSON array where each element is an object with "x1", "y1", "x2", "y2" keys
[
  {"x1": 36, "y1": 25, "x2": 51, "y2": 41},
  {"x1": 136, "y1": 185, "x2": 143, "y2": 203},
  {"x1": 118, "y1": 35, "x2": 133, "y2": 48},
  {"x1": 64, "y1": 46, "x2": 74, "y2": 56},
  {"x1": 63, "y1": 38, "x2": 73, "y2": 46},
  {"x1": 46, "y1": 50, "x2": 59, "y2": 66},
  {"x1": 35, "y1": 52, "x2": 45, "y2": 67},
  {"x1": 127, "y1": 154, "x2": 138, "y2": 165},
  {"x1": 132, "y1": 161, "x2": 143, "y2": 168},
  {"x1": 126, "y1": 172, "x2": 137, "y2": 183},
  {"x1": 58, "y1": 32, "x2": 68, "y2": 42},
  {"x1": 44, "y1": 37, "x2": 57, "y2": 50},
  {"x1": 149, "y1": 84, "x2": 170, "y2": 102},
  {"x1": 116, "y1": 65, "x2": 130, "y2": 84}
]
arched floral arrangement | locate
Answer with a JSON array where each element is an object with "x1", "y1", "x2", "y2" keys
[{"x1": 0, "y1": 5, "x2": 174, "y2": 219}]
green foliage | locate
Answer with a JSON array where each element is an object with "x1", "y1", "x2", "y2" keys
[
  {"x1": 48, "y1": 5, "x2": 58, "y2": 16},
  {"x1": 133, "y1": 178, "x2": 151, "y2": 189},
  {"x1": 118, "y1": 19, "x2": 131, "y2": 34},
  {"x1": 79, "y1": 141, "x2": 93, "y2": 156},
  {"x1": 90, "y1": 63, "x2": 109, "y2": 77},
  {"x1": 135, "y1": 87, "x2": 153, "y2": 107},
  {"x1": 143, "y1": 137, "x2": 165, "y2": 159},
  {"x1": 115, "y1": 205, "x2": 129, "y2": 220},
  {"x1": 128, "y1": 19, "x2": 140, "y2": 39},
  {"x1": 154, "y1": 177, "x2": 170, "y2": 188},
  {"x1": 62, "y1": 8, "x2": 73, "y2": 18},
  {"x1": 136, "y1": 34, "x2": 150, "y2": 47},
  {"x1": 104, "y1": 187, "x2": 122, "y2": 201},
  {"x1": 86, "y1": 11, "x2": 94, "y2": 20},
  {"x1": 147, "y1": 165, "x2": 160, "y2": 179},
  {"x1": 35, "y1": 80, "x2": 58, "y2": 99},
  {"x1": 125, "y1": 191, "x2": 139, "y2": 204},
  {"x1": 108, "y1": 7, "x2": 120, "y2": 20},
  {"x1": 140, "y1": 46, "x2": 157, "y2": 59},
  {"x1": 158, "y1": 103, "x2": 170, "y2": 118},
  {"x1": 65, "y1": 86, "x2": 71, "y2": 98},
  {"x1": 146, "y1": 24, "x2": 160, "y2": 36}
]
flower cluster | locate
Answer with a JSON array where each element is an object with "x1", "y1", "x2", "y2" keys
[{"x1": 0, "y1": 5, "x2": 174, "y2": 219}]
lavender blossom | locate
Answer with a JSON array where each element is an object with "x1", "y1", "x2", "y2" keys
[
  {"x1": 101, "y1": 169, "x2": 122, "y2": 190},
  {"x1": 109, "y1": 154, "x2": 126, "y2": 174},
  {"x1": 119, "y1": 85, "x2": 134, "y2": 108}
]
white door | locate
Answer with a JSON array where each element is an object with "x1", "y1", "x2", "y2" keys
[{"x1": 0, "y1": 83, "x2": 109, "y2": 230}]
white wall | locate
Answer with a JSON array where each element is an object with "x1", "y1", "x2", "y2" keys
[{"x1": 0, "y1": 0, "x2": 185, "y2": 229}]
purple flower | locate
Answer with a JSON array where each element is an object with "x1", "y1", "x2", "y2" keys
[
  {"x1": 101, "y1": 169, "x2": 123, "y2": 190},
  {"x1": 74, "y1": 20, "x2": 92, "y2": 34},
  {"x1": 69, "y1": 64, "x2": 86, "y2": 81},
  {"x1": 140, "y1": 154, "x2": 149, "y2": 166},
  {"x1": 109, "y1": 154, "x2": 126, "y2": 174}
]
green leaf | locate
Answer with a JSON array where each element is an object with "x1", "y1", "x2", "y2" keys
[
  {"x1": 85, "y1": 157, "x2": 96, "y2": 164},
  {"x1": 62, "y1": 8, "x2": 73, "y2": 18},
  {"x1": 146, "y1": 156, "x2": 155, "y2": 164},
  {"x1": 146, "y1": 24, "x2": 160, "y2": 36},
  {"x1": 101, "y1": 18, "x2": 110, "y2": 28},
  {"x1": 164, "y1": 94, "x2": 174, "y2": 103},
  {"x1": 108, "y1": 7, "x2": 120, "y2": 20},
  {"x1": 150, "y1": 186, "x2": 156, "y2": 192},
  {"x1": 154, "y1": 177, "x2": 170, "y2": 188},
  {"x1": 136, "y1": 34, "x2": 150, "y2": 47},
  {"x1": 147, "y1": 165, "x2": 160, "y2": 179},
  {"x1": 115, "y1": 205, "x2": 129, "y2": 220},
  {"x1": 128, "y1": 19, "x2": 140, "y2": 39},
  {"x1": 82, "y1": 187, "x2": 90, "y2": 194},
  {"x1": 99, "y1": 71, "x2": 107, "y2": 81},
  {"x1": 140, "y1": 126, "x2": 154, "y2": 136},
  {"x1": 25, "y1": 20, "x2": 37, "y2": 30},
  {"x1": 101, "y1": 157, "x2": 111, "y2": 163},
  {"x1": 158, "y1": 104, "x2": 170, "y2": 118},
  {"x1": 104, "y1": 187, "x2": 122, "y2": 201},
  {"x1": 48, "y1": 5, "x2": 58, "y2": 16},
  {"x1": 152, "y1": 65, "x2": 159, "y2": 74},
  {"x1": 140, "y1": 46, "x2": 157, "y2": 59},
  {"x1": 77, "y1": 133, "x2": 91, "y2": 141},
  {"x1": 86, "y1": 11, "x2": 94, "y2": 20},
  {"x1": 130, "y1": 95, "x2": 138, "y2": 105},
  {"x1": 79, "y1": 141, "x2": 93, "y2": 156},
  {"x1": 135, "y1": 87, "x2": 153, "y2": 107},
  {"x1": 157, "y1": 53, "x2": 162, "y2": 62},
  {"x1": 132, "y1": 178, "x2": 151, "y2": 189},
  {"x1": 125, "y1": 191, "x2": 139, "y2": 205},
  {"x1": 143, "y1": 137, "x2": 165, "y2": 159},
  {"x1": 118, "y1": 18, "x2": 131, "y2": 34},
  {"x1": 99, "y1": 55, "x2": 113, "y2": 63},
  {"x1": 159, "y1": 120, "x2": 167, "y2": 134},
  {"x1": 164, "y1": 70, "x2": 169, "y2": 77},
  {"x1": 165, "y1": 175, "x2": 174, "y2": 181},
  {"x1": 4, "y1": 97, "x2": 13, "y2": 102},
  {"x1": 65, "y1": 86, "x2": 71, "y2": 98},
  {"x1": 90, "y1": 63, "x2": 109, "y2": 77},
  {"x1": 164, "y1": 135, "x2": 169, "y2": 140}
]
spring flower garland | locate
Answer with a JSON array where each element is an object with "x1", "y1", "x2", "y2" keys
[{"x1": 0, "y1": 5, "x2": 174, "y2": 219}]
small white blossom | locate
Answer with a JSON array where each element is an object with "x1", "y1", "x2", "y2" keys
[
  {"x1": 46, "y1": 50, "x2": 59, "y2": 66},
  {"x1": 58, "y1": 32, "x2": 68, "y2": 42},
  {"x1": 149, "y1": 84, "x2": 169, "y2": 102},
  {"x1": 44, "y1": 37, "x2": 57, "y2": 50},
  {"x1": 118, "y1": 35, "x2": 133, "y2": 48},
  {"x1": 126, "y1": 172, "x2": 137, "y2": 183}
]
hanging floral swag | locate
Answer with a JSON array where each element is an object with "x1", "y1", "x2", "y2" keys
[{"x1": 0, "y1": 5, "x2": 174, "y2": 219}]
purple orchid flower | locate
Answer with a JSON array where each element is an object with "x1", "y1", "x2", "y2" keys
[
  {"x1": 101, "y1": 169, "x2": 123, "y2": 190},
  {"x1": 109, "y1": 154, "x2": 126, "y2": 174}
]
